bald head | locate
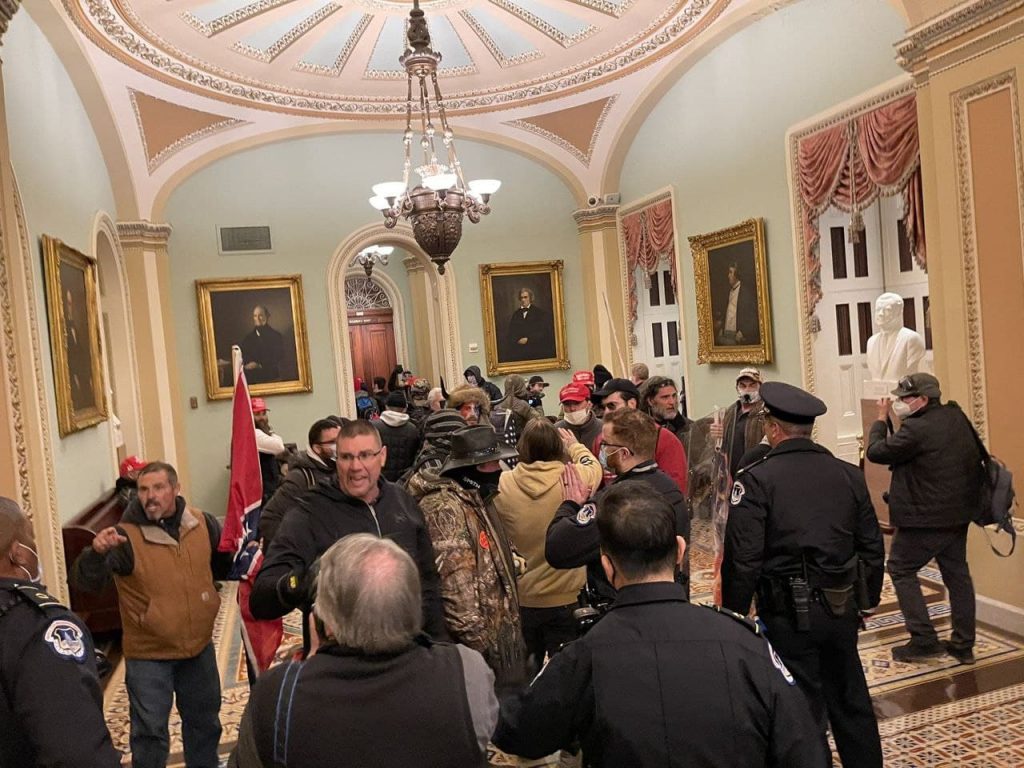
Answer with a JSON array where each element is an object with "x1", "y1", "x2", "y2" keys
[{"x1": 0, "y1": 497, "x2": 39, "y2": 581}]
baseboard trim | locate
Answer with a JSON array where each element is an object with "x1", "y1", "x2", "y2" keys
[{"x1": 977, "y1": 594, "x2": 1024, "y2": 638}]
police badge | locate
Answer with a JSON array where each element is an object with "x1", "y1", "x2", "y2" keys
[
  {"x1": 730, "y1": 481, "x2": 746, "y2": 506},
  {"x1": 43, "y1": 619, "x2": 87, "y2": 662}
]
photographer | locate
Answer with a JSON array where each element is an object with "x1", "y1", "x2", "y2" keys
[
  {"x1": 545, "y1": 408, "x2": 689, "y2": 602},
  {"x1": 494, "y1": 486, "x2": 825, "y2": 767}
]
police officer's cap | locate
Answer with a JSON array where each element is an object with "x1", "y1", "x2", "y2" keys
[{"x1": 760, "y1": 381, "x2": 826, "y2": 425}]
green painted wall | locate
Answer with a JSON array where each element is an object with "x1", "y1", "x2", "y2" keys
[
  {"x1": 619, "y1": 0, "x2": 906, "y2": 418},
  {"x1": 4, "y1": 10, "x2": 119, "y2": 520},
  {"x1": 163, "y1": 134, "x2": 581, "y2": 514}
]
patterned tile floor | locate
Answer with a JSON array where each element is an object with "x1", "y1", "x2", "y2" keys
[{"x1": 102, "y1": 518, "x2": 1024, "y2": 767}]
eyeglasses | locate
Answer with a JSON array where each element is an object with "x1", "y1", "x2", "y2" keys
[{"x1": 337, "y1": 448, "x2": 384, "y2": 464}]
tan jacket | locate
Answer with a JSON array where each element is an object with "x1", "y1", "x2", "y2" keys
[
  {"x1": 116, "y1": 507, "x2": 220, "y2": 659},
  {"x1": 494, "y1": 443, "x2": 602, "y2": 608}
]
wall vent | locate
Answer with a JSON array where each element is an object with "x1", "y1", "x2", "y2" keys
[{"x1": 218, "y1": 225, "x2": 272, "y2": 254}]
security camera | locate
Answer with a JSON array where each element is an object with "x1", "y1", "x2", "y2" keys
[{"x1": 587, "y1": 195, "x2": 600, "y2": 207}]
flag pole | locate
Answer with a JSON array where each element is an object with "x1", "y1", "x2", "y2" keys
[{"x1": 601, "y1": 291, "x2": 628, "y2": 377}]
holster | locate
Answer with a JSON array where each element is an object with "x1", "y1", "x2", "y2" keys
[{"x1": 817, "y1": 586, "x2": 854, "y2": 618}]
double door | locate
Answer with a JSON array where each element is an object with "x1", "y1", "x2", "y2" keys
[{"x1": 348, "y1": 308, "x2": 398, "y2": 387}]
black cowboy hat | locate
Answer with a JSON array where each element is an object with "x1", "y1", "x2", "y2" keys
[{"x1": 440, "y1": 426, "x2": 518, "y2": 474}]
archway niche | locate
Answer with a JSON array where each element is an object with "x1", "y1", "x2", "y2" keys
[
  {"x1": 328, "y1": 224, "x2": 462, "y2": 417},
  {"x1": 92, "y1": 212, "x2": 144, "y2": 461}
]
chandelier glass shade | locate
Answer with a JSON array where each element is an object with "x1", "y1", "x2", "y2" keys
[
  {"x1": 368, "y1": 0, "x2": 499, "y2": 274},
  {"x1": 355, "y1": 244, "x2": 393, "y2": 277}
]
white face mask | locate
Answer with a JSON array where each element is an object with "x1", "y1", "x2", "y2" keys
[
  {"x1": 738, "y1": 387, "x2": 761, "y2": 404},
  {"x1": 563, "y1": 409, "x2": 589, "y2": 426},
  {"x1": 11, "y1": 542, "x2": 42, "y2": 583},
  {"x1": 891, "y1": 398, "x2": 923, "y2": 418}
]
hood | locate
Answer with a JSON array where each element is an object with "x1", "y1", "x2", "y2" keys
[
  {"x1": 380, "y1": 410, "x2": 411, "y2": 427},
  {"x1": 464, "y1": 365, "x2": 483, "y2": 380},
  {"x1": 503, "y1": 459, "x2": 566, "y2": 499},
  {"x1": 503, "y1": 374, "x2": 528, "y2": 398},
  {"x1": 301, "y1": 449, "x2": 332, "y2": 470},
  {"x1": 405, "y1": 465, "x2": 459, "y2": 500}
]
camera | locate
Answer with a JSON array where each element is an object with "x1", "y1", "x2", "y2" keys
[{"x1": 573, "y1": 583, "x2": 610, "y2": 636}]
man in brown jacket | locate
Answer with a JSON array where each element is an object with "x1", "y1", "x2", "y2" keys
[{"x1": 73, "y1": 461, "x2": 231, "y2": 768}]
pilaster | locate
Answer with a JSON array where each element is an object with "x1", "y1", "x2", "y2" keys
[
  {"x1": 572, "y1": 204, "x2": 628, "y2": 374},
  {"x1": 116, "y1": 221, "x2": 190, "y2": 490},
  {"x1": 403, "y1": 255, "x2": 438, "y2": 380}
]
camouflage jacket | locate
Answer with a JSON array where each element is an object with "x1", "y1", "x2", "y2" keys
[{"x1": 406, "y1": 467, "x2": 525, "y2": 684}]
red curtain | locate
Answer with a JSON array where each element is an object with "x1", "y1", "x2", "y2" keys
[
  {"x1": 621, "y1": 197, "x2": 678, "y2": 341},
  {"x1": 796, "y1": 93, "x2": 924, "y2": 329}
]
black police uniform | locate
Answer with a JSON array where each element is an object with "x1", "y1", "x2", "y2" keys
[
  {"x1": 720, "y1": 382, "x2": 885, "y2": 768},
  {"x1": 0, "y1": 578, "x2": 120, "y2": 768},
  {"x1": 493, "y1": 581, "x2": 826, "y2": 768}
]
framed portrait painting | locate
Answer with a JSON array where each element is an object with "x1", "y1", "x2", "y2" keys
[
  {"x1": 42, "y1": 236, "x2": 108, "y2": 437},
  {"x1": 479, "y1": 260, "x2": 570, "y2": 376},
  {"x1": 195, "y1": 275, "x2": 312, "y2": 400},
  {"x1": 689, "y1": 218, "x2": 773, "y2": 364}
]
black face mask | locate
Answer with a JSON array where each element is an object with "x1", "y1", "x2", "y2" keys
[{"x1": 450, "y1": 465, "x2": 501, "y2": 498}]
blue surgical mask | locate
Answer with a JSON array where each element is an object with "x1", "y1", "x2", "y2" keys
[{"x1": 599, "y1": 445, "x2": 625, "y2": 471}]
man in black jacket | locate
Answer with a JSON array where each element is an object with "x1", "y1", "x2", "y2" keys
[
  {"x1": 250, "y1": 420, "x2": 446, "y2": 641},
  {"x1": 546, "y1": 408, "x2": 689, "y2": 602},
  {"x1": 722, "y1": 382, "x2": 885, "y2": 768},
  {"x1": 373, "y1": 392, "x2": 422, "y2": 482},
  {"x1": 259, "y1": 417, "x2": 341, "y2": 547},
  {"x1": 495, "y1": 486, "x2": 824, "y2": 768},
  {"x1": 867, "y1": 373, "x2": 982, "y2": 665},
  {"x1": 464, "y1": 365, "x2": 502, "y2": 403}
]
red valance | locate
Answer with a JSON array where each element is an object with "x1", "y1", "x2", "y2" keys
[
  {"x1": 621, "y1": 197, "x2": 678, "y2": 342},
  {"x1": 796, "y1": 93, "x2": 925, "y2": 330}
]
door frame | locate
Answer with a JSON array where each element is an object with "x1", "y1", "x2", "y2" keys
[{"x1": 328, "y1": 223, "x2": 463, "y2": 418}]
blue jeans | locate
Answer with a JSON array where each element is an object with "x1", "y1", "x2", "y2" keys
[{"x1": 125, "y1": 643, "x2": 222, "y2": 768}]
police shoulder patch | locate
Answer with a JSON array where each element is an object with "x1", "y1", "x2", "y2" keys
[
  {"x1": 43, "y1": 619, "x2": 87, "y2": 663},
  {"x1": 730, "y1": 481, "x2": 746, "y2": 506},
  {"x1": 572, "y1": 503, "x2": 596, "y2": 527},
  {"x1": 765, "y1": 639, "x2": 796, "y2": 686}
]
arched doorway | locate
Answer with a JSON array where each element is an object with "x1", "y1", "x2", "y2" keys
[
  {"x1": 345, "y1": 275, "x2": 399, "y2": 390},
  {"x1": 328, "y1": 224, "x2": 463, "y2": 418},
  {"x1": 93, "y1": 213, "x2": 144, "y2": 462}
]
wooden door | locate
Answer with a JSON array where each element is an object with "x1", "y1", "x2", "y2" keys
[{"x1": 348, "y1": 308, "x2": 398, "y2": 386}]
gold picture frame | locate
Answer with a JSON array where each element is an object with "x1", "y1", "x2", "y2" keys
[
  {"x1": 196, "y1": 275, "x2": 312, "y2": 400},
  {"x1": 689, "y1": 218, "x2": 773, "y2": 364},
  {"x1": 479, "y1": 260, "x2": 570, "y2": 376},
  {"x1": 42, "y1": 236, "x2": 108, "y2": 437}
]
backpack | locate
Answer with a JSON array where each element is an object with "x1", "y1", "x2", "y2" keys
[
  {"x1": 957, "y1": 405, "x2": 1017, "y2": 556},
  {"x1": 356, "y1": 392, "x2": 379, "y2": 420}
]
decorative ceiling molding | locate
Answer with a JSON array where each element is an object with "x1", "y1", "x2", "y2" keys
[
  {"x1": 129, "y1": 89, "x2": 247, "y2": 172},
  {"x1": 295, "y1": 12, "x2": 372, "y2": 76},
  {"x1": 180, "y1": 0, "x2": 292, "y2": 38},
  {"x1": 459, "y1": 8, "x2": 541, "y2": 68},
  {"x1": 487, "y1": 0, "x2": 597, "y2": 48},
  {"x1": 232, "y1": 2, "x2": 342, "y2": 63},
  {"x1": 897, "y1": 0, "x2": 1024, "y2": 72},
  {"x1": 507, "y1": 95, "x2": 616, "y2": 165},
  {"x1": 62, "y1": 0, "x2": 726, "y2": 117}
]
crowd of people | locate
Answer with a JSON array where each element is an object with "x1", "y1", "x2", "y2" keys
[{"x1": 0, "y1": 360, "x2": 987, "y2": 768}]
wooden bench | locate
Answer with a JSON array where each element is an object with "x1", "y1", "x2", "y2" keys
[{"x1": 62, "y1": 489, "x2": 127, "y2": 635}]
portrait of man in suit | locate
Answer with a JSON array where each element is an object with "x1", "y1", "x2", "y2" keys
[
  {"x1": 710, "y1": 244, "x2": 761, "y2": 348},
  {"x1": 503, "y1": 287, "x2": 555, "y2": 362}
]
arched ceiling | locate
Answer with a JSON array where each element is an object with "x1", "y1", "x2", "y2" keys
[{"x1": 63, "y1": 0, "x2": 729, "y2": 116}]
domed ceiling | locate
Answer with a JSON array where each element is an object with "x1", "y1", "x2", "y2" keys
[{"x1": 64, "y1": 0, "x2": 730, "y2": 117}]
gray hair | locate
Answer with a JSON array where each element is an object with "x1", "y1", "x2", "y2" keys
[{"x1": 314, "y1": 534, "x2": 421, "y2": 654}]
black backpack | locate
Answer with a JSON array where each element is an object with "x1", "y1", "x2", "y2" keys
[{"x1": 957, "y1": 405, "x2": 1017, "y2": 556}]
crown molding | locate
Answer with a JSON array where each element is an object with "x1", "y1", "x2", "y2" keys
[
  {"x1": 0, "y1": 0, "x2": 20, "y2": 42},
  {"x1": 116, "y1": 220, "x2": 173, "y2": 248},
  {"x1": 897, "y1": 0, "x2": 1024, "y2": 76}
]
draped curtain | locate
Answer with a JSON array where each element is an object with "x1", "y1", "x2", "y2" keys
[
  {"x1": 621, "y1": 197, "x2": 678, "y2": 342},
  {"x1": 796, "y1": 93, "x2": 925, "y2": 331}
]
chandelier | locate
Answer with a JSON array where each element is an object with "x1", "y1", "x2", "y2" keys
[
  {"x1": 368, "y1": 0, "x2": 500, "y2": 275},
  {"x1": 355, "y1": 244, "x2": 393, "y2": 277}
]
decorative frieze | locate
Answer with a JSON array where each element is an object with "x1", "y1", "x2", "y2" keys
[{"x1": 0, "y1": 0, "x2": 21, "y2": 43}]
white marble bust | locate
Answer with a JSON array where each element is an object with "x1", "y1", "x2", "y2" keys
[{"x1": 866, "y1": 292, "x2": 926, "y2": 383}]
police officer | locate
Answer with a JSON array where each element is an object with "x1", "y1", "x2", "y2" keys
[
  {"x1": 721, "y1": 382, "x2": 885, "y2": 768},
  {"x1": 495, "y1": 485, "x2": 825, "y2": 768},
  {"x1": 0, "y1": 497, "x2": 120, "y2": 768}
]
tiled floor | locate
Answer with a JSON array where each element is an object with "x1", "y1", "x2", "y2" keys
[{"x1": 102, "y1": 517, "x2": 1024, "y2": 767}]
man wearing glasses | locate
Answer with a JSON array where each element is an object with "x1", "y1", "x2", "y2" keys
[{"x1": 250, "y1": 420, "x2": 446, "y2": 646}]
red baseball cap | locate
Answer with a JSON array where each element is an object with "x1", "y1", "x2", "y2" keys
[
  {"x1": 250, "y1": 397, "x2": 269, "y2": 413},
  {"x1": 119, "y1": 455, "x2": 147, "y2": 478},
  {"x1": 559, "y1": 383, "x2": 591, "y2": 403},
  {"x1": 571, "y1": 371, "x2": 595, "y2": 388}
]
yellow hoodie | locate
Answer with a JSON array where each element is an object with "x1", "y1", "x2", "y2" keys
[{"x1": 494, "y1": 443, "x2": 602, "y2": 608}]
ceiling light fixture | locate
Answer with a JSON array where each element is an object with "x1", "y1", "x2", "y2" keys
[
  {"x1": 368, "y1": 0, "x2": 500, "y2": 274},
  {"x1": 355, "y1": 244, "x2": 394, "y2": 277}
]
